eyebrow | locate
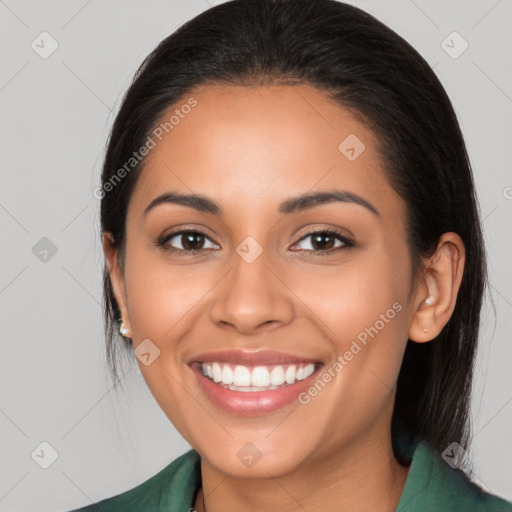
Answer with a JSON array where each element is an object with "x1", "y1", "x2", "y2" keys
[{"x1": 143, "y1": 189, "x2": 379, "y2": 218}]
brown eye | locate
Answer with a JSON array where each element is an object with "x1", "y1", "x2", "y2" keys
[
  {"x1": 291, "y1": 229, "x2": 354, "y2": 254},
  {"x1": 157, "y1": 229, "x2": 220, "y2": 254}
]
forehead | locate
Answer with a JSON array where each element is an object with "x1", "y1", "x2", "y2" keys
[{"x1": 128, "y1": 83, "x2": 400, "y2": 222}]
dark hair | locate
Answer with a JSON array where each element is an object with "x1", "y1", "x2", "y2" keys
[{"x1": 99, "y1": 0, "x2": 486, "y2": 471}]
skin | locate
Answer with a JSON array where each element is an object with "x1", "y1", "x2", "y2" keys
[{"x1": 103, "y1": 83, "x2": 465, "y2": 512}]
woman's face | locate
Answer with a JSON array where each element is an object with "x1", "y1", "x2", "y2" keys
[{"x1": 110, "y1": 83, "x2": 419, "y2": 477}]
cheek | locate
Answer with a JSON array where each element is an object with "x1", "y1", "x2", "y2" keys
[
  {"x1": 294, "y1": 252, "x2": 411, "y2": 388},
  {"x1": 124, "y1": 250, "x2": 210, "y2": 340},
  {"x1": 121, "y1": 253, "x2": 211, "y2": 435},
  {"x1": 296, "y1": 255, "x2": 407, "y2": 338}
]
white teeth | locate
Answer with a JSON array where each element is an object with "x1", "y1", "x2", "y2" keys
[
  {"x1": 270, "y1": 365, "x2": 285, "y2": 385},
  {"x1": 285, "y1": 365, "x2": 296, "y2": 384},
  {"x1": 302, "y1": 364, "x2": 315, "y2": 379},
  {"x1": 251, "y1": 366, "x2": 270, "y2": 387},
  {"x1": 212, "y1": 362, "x2": 222, "y2": 383},
  {"x1": 221, "y1": 365, "x2": 234, "y2": 385},
  {"x1": 233, "y1": 365, "x2": 251, "y2": 386},
  {"x1": 200, "y1": 362, "x2": 317, "y2": 390}
]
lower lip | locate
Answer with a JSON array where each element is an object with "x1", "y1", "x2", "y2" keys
[{"x1": 190, "y1": 364, "x2": 322, "y2": 416}]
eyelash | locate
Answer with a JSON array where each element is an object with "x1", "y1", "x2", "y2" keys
[{"x1": 155, "y1": 228, "x2": 355, "y2": 256}]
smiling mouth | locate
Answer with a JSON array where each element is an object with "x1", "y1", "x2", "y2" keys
[{"x1": 195, "y1": 362, "x2": 322, "y2": 392}]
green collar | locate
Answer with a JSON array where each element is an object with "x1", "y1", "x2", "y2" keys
[
  {"x1": 71, "y1": 437, "x2": 511, "y2": 511},
  {"x1": 173, "y1": 439, "x2": 511, "y2": 511}
]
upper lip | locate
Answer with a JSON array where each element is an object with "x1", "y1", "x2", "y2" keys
[{"x1": 188, "y1": 350, "x2": 321, "y2": 366}]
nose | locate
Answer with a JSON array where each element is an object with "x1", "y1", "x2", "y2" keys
[{"x1": 209, "y1": 247, "x2": 295, "y2": 335}]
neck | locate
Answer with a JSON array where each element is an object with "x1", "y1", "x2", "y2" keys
[{"x1": 193, "y1": 427, "x2": 410, "y2": 512}]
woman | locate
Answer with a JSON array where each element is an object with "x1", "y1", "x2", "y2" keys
[{"x1": 71, "y1": 0, "x2": 512, "y2": 510}]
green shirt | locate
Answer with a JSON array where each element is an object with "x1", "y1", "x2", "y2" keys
[{"x1": 69, "y1": 438, "x2": 512, "y2": 511}]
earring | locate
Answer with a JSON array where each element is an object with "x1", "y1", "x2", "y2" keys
[
  {"x1": 425, "y1": 296, "x2": 434, "y2": 306},
  {"x1": 119, "y1": 320, "x2": 130, "y2": 337}
]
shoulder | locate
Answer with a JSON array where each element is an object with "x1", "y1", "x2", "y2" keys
[
  {"x1": 67, "y1": 449, "x2": 201, "y2": 512},
  {"x1": 396, "y1": 439, "x2": 512, "y2": 511}
]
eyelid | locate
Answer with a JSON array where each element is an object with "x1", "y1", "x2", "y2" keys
[
  {"x1": 156, "y1": 227, "x2": 219, "y2": 252},
  {"x1": 156, "y1": 226, "x2": 355, "y2": 255},
  {"x1": 290, "y1": 227, "x2": 354, "y2": 252}
]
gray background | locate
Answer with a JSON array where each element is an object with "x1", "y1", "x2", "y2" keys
[{"x1": 0, "y1": 0, "x2": 511, "y2": 510}]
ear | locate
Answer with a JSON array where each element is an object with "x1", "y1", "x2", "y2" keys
[
  {"x1": 408, "y1": 232, "x2": 465, "y2": 343},
  {"x1": 103, "y1": 232, "x2": 132, "y2": 335}
]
